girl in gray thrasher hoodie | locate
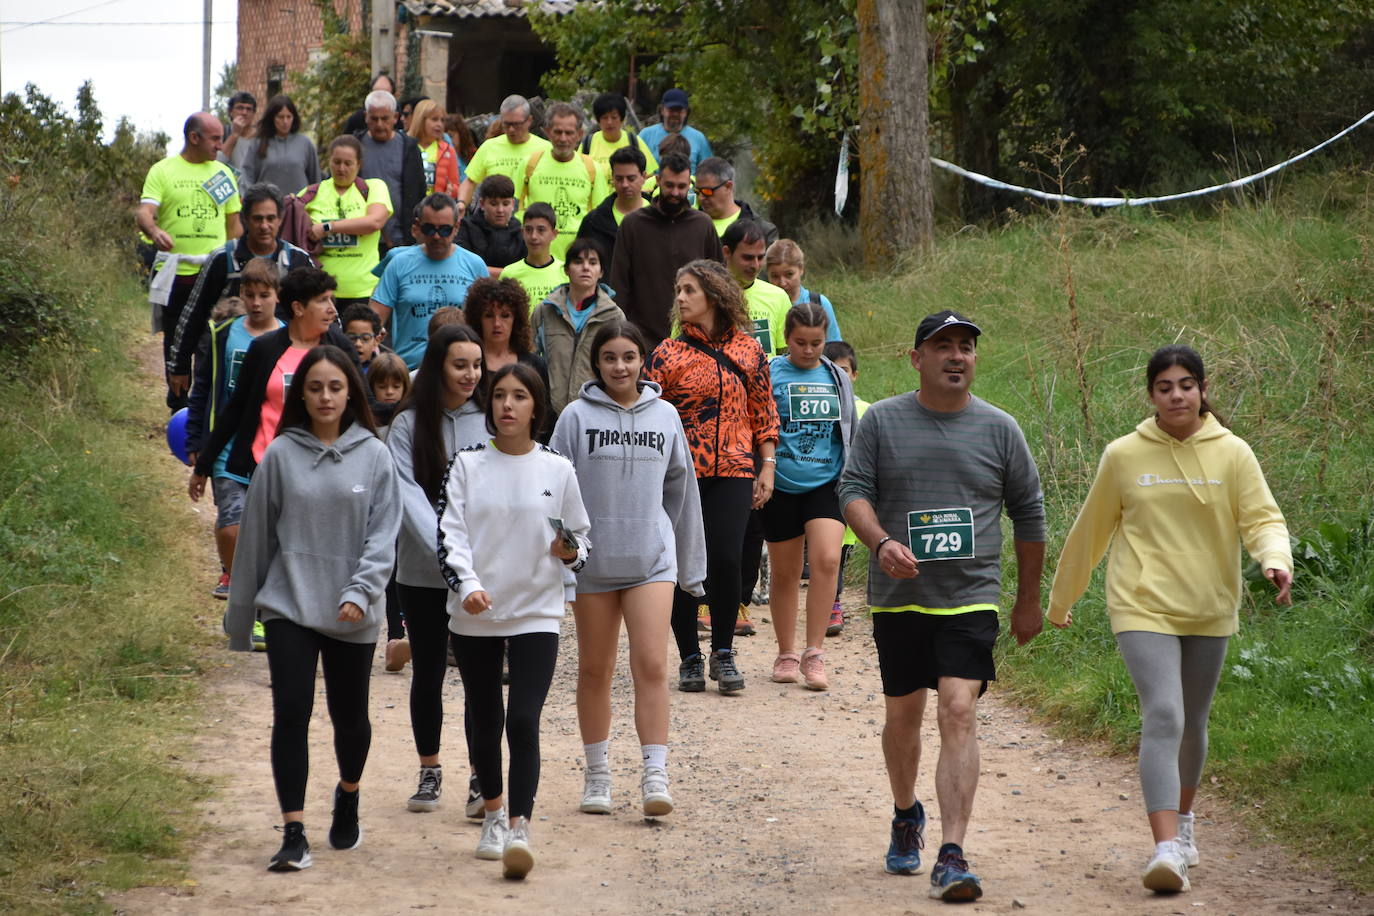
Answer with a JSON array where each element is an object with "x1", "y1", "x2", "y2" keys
[
  {"x1": 550, "y1": 320, "x2": 706, "y2": 820},
  {"x1": 225, "y1": 345, "x2": 401, "y2": 873}
]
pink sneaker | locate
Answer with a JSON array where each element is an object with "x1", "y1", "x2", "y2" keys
[
  {"x1": 801, "y1": 648, "x2": 829, "y2": 691},
  {"x1": 771, "y1": 652, "x2": 801, "y2": 683}
]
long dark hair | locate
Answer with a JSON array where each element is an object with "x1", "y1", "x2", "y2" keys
[
  {"x1": 256, "y1": 94, "x2": 301, "y2": 159},
  {"x1": 399, "y1": 324, "x2": 485, "y2": 502},
  {"x1": 588, "y1": 320, "x2": 650, "y2": 387},
  {"x1": 485, "y1": 363, "x2": 548, "y2": 439},
  {"x1": 1145, "y1": 344, "x2": 1225, "y2": 427},
  {"x1": 277, "y1": 345, "x2": 377, "y2": 437}
]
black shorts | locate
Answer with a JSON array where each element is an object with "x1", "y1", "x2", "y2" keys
[
  {"x1": 759, "y1": 480, "x2": 843, "y2": 542},
  {"x1": 872, "y1": 609, "x2": 998, "y2": 697}
]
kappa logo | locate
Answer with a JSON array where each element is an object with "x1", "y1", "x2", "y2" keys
[{"x1": 542, "y1": 489, "x2": 553, "y2": 497}]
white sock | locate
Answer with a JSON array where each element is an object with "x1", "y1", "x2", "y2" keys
[
  {"x1": 584, "y1": 740, "x2": 610, "y2": 773},
  {"x1": 641, "y1": 744, "x2": 668, "y2": 771},
  {"x1": 484, "y1": 807, "x2": 505, "y2": 822}
]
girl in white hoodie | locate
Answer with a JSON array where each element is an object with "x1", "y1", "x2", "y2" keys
[
  {"x1": 551, "y1": 320, "x2": 706, "y2": 819},
  {"x1": 437, "y1": 363, "x2": 591, "y2": 879},
  {"x1": 227, "y1": 345, "x2": 400, "y2": 873}
]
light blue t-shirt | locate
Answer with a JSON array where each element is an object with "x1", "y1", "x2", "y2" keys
[
  {"x1": 798, "y1": 287, "x2": 842, "y2": 342},
  {"x1": 769, "y1": 356, "x2": 844, "y2": 494},
  {"x1": 213, "y1": 315, "x2": 285, "y2": 483},
  {"x1": 639, "y1": 124, "x2": 713, "y2": 174},
  {"x1": 371, "y1": 244, "x2": 488, "y2": 369}
]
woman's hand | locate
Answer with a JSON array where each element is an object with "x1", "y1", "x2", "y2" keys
[
  {"x1": 338, "y1": 601, "x2": 364, "y2": 622},
  {"x1": 1050, "y1": 609, "x2": 1073, "y2": 628},
  {"x1": 550, "y1": 534, "x2": 578, "y2": 562},
  {"x1": 1265, "y1": 567, "x2": 1293, "y2": 605},
  {"x1": 751, "y1": 465, "x2": 775, "y2": 509},
  {"x1": 463, "y1": 590, "x2": 492, "y2": 615},
  {"x1": 308, "y1": 221, "x2": 327, "y2": 242},
  {"x1": 188, "y1": 472, "x2": 207, "y2": 502}
]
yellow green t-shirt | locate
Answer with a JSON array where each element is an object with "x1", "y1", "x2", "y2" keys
[
  {"x1": 712, "y1": 208, "x2": 743, "y2": 238},
  {"x1": 140, "y1": 155, "x2": 243, "y2": 274},
  {"x1": 743, "y1": 278, "x2": 793, "y2": 355},
  {"x1": 302, "y1": 178, "x2": 393, "y2": 299},
  {"x1": 500, "y1": 257, "x2": 568, "y2": 311},
  {"x1": 612, "y1": 198, "x2": 650, "y2": 225},
  {"x1": 466, "y1": 133, "x2": 552, "y2": 205},
  {"x1": 842, "y1": 397, "x2": 872, "y2": 547},
  {"x1": 523, "y1": 152, "x2": 609, "y2": 262},
  {"x1": 585, "y1": 130, "x2": 658, "y2": 182},
  {"x1": 420, "y1": 141, "x2": 440, "y2": 194}
]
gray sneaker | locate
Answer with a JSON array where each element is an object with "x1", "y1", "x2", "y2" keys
[
  {"x1": 709, "y1": 649, "x2": 745, "y2": 695},
  {"x1": 406, "y1": 765, "x2": 442, "y2": 812},
  {"x1": 641, "y1": 766, "x2": 673, "y2": 817},
  {"x1": 502, "y1": 820, "x2": 535, "y2": 879},
  {"x1": 475, "y1": 809, "x2": 509, "y2": 860}
]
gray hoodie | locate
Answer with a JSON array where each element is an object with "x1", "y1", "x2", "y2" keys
[
  {"x1": 225, "y1": 423, "x2": 401, "y2": 650},
  {"x1": 386, "y1": 401, "x2": 488, "y2": 588},
  {"x1": 551, "y1": 379, "x2": 706, "y2": 595}
]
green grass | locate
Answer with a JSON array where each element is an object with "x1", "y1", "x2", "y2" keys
[
  {"x1": 810, "y1": 169, "x2": 1374, "y2": 891},
  {"x1": 0, "y1": 263, "x2": 215, "y2": 912}
]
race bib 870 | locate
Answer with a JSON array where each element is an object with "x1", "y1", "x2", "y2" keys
[
  {"x1": 787, "y1": 382, "x2": 840, "y2": 422},
  {"x1": 906, "y1": 507, "x2": 975, "y2": 561}
]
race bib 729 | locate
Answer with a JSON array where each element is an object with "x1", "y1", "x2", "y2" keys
[{"x1": 906, "y1": 507, "x2": 975, "y2": 561}]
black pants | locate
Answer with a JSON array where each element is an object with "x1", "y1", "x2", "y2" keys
[
  {"x1": 836, "y1": 543, "x2": 855, "y2": 600},
  {"x1": 671, "y1": 476, "x2": 753, "y2": 659},
  {"x1": 397, "y1": 583, "x2": 469, "y2": 760},
  {"x1": 263, "y1": 618, "x2": 375, "y2": 813},
  {"x1": 162, "y1": 275, "x2": 197, "y2": 411},
  {"x1": 385, "y1": 573, "x2": 404, "y2": 641},
  {"x1": 451, "y1": 631, "x2": 558, "y2": 820}
]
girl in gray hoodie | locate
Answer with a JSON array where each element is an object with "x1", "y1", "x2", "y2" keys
[
  {"x1": 385, "y1": 324, "x2": 488, "y2": 818},
  {"x1": 226, "y1": 345, "x2": 400, "y2": 873},
  {"x1": 550, "y1": 320, "x2": 706, "y2": 819}
]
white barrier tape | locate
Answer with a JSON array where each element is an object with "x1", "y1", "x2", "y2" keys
[{"x1": 929, "y1": 109, "x2": 1374, "y2": 207}]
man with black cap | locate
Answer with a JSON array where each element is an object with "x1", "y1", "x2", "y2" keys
[
  {"x1": 837, "y1": 310, "x2": 1046, "y2": 903},
  {"x1": 640, "y1": 89, "x2": 714, "y2": 175}
]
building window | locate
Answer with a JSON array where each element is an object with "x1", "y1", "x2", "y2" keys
[{"x1": 267, "y1": 65, "x2": 285, "y2": 99}]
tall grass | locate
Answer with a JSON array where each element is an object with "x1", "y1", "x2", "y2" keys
[{"x1": 809, "y1": 169, "x2": 1374, "y2": 890}]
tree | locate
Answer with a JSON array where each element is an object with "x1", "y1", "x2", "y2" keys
[
  {"x1": 857, "y1": 0, "x2": 932, "y2": 265},
  {"x1": 212, "y1": 61, "x2": 239, "y2": 120},
  {"x1": 290, "y1": 0, "x2": 371, "y2": 141}
]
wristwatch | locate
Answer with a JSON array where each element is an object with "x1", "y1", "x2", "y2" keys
[
  {"x1": 875, "y1": 535, "x2": 894, "y2": 553},
  {"x1": 322, "y1": 220, "x2": 332, "y2": 234}
]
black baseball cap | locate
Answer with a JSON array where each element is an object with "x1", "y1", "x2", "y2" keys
[{"x1": 914, "y1": 310, "x2": 982, "y2": 348}]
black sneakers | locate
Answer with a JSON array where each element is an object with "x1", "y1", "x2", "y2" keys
[
  {"x1": 407, "y1": 765, "x2": 442, "y2": 813},
  {"x1": 465, "y1": 771, "x2": 485, "y2": 819},
  {"x1": 267, "y1": 821, "x2": 312, "y2": 871},
  {"x1": 328, "y1": 785, "x2": 362, "y2": 850},
  {"x1": 709, "y1": 649, "x2": 745, "y2": 695},
  {"x1": 678, "y1": 653, "x2": 706, "y2": 692}
]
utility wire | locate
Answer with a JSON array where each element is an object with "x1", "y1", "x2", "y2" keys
[{"x1": 0, "y1": 0, "x2": 127, "y2": 35}]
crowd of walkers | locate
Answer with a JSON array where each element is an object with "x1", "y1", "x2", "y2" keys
[{"x1": 138, "y1": 82, "x2": 1294, "y2": 899}]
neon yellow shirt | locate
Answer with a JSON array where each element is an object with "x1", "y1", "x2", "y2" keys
[
  {"x1": 585, "y1": 130, "x2": 658, "y2": 181},
  {"x1": 140, "y1": 155, "x2": 243, "y2": 274},
  {"x1": 420, "y1": 141, "x2": 439, "y2": 194},
  {"x1": 302, "y1": 178, "x2": 393, "y2": 299},
  {"x1": 465, "y1": 133, "x2": 552, "y2": 204},
  {"x1": 842, "y1": 397, "x2": 871, "y2": 547},
  {"x1": 500, "y1": 257, "x2": 568, "y2": 311},
  {"x1": 743, "y1": 279, "x2": 793, "y2": 355},
  {"x1": 523, "y1": 152, "x2": 609, "y2": 261},
  {"x1": 612, "y1": 198, "x2": 649, "y2": 225},
  {"x1": 711, "y1": 209, "x2": 744, "y2": 238}
]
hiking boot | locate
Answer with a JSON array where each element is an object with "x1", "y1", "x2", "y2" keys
[
  {"x1": 1142, "y1": 839, "x2": 1190, "y2": 893},
  {"x1": 1178, "y1": 812, "x2": 1200, "y2": 866},
  {"x1": 826, "y1": 601, "x2": 844, "y2": 636},
  {"x1": 267, "y1": 821, "x2": 312, "y2": 871},
  {"x1": 384, "y1": 638, "x2": 411, "y2": 673},
  {"x1": 641, "y1": 766, "x2": 673, "y2": 817},
  {"x1": 502, "y1": 820, "x2": 534, "y2": 879},
  {"x1": 800, "y1": 648, "x2": 829, "y2": 691},
  {"x1": 476, "y1": 809, "x2": 509, "y2": 860},
  {"x1": 771, "y1": 652, "x2": 802, "y2": 684},
  {"x1": 709, "y1": 649, "x2": 745, "y2": 695},
  {"x1": 678, "y1": 653, "x2": 706, "y2": 692},
  {"x1": 580, "y1": 769, "x2": 612, "y2": 814},
  {"x1": 885, "y1": 802, "x2": 925, "y2": 876},
  {"x1": 406, "y1": 765, "x2": 442, "y2": 812},
  {"x1": 464, "y1": 772, "x2": 484, "y2": 819},
  {"x1": 212, "y1": 572, "x2": 230, "y2": 600},
  {"x1": 328, "y1": 785, "x2": 362, "y2": 850},
  {"x1": 929, "y1": 844, "x2": 983, "y2": 901},
  {"x1": 734, "y1": 604, "x2": 757, "y2": 637}
]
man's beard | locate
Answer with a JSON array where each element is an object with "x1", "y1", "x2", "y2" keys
[{"x1": 658, "y1": 194, "x2": 687, "y2": 215}]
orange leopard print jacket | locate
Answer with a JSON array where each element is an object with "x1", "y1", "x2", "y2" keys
[{"x1": 645, "y1": 323, "x2": 780, "y2": 479}]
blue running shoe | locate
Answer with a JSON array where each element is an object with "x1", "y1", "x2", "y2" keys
[
  {"x1": 885, "y1": 801, "x2": 926, "y2": 875},
  {"x1": 929, "y1": 844, "x2": 983, "y2": 901}
]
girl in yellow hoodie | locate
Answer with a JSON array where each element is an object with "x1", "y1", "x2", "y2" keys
[{"x1": 1048, "y1": 344, "x2": 1292, "y2": 895}]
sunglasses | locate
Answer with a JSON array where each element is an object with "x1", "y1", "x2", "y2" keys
[
  {"x1": 419, "y1": 223, "x2": 455, "y2": 237},
  {"x1": 694, "y1": 180, "x2": 727, "y2": 198}
]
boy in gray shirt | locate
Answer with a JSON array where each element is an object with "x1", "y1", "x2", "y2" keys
[{"x1": 838, "y1": 309, "x2": 1045, "y2": 903}]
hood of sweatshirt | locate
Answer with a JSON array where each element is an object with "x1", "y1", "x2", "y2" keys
[
  {"x1": 279, "y1": 422, "x2": 378, "y2": 467},
  {"x1": 1132, "y1": 412, "x2": 1230, "y2": 505}
]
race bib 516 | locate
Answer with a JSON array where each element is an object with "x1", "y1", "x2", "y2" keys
[{"x1": 906, "y1": 507, "x2": 975, "y2": 561}]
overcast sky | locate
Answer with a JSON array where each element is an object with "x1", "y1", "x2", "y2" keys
[{"x1": 1, "y1": 0, "x2": 239, "y2": 148}]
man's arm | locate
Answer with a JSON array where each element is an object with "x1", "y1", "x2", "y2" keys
[
  {"x1": 1010, "y1": 539, "x2": 1045, "y2": 646},
  {"x1": 137, "y1": 201, "x2": 173, "y2": 251},
  {"x1": 225, "y1": 210, "x2": 242, "y2": 240}
]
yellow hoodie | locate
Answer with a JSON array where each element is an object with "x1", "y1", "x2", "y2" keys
[{"x1": 1047, "y1": 413, "x2": 1291, "y2": 636}]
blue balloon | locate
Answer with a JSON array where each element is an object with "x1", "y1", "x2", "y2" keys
[{"x1": 166, "y1": 407, "x2": 191, "y2": 466}]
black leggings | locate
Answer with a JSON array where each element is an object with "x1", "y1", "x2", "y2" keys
[
  {"x1": 740, "y1": 509, "x2": 764, "y2": 605},
  {"x1": 385, "y1": 573, "x2": 404, "y2": 641},
  {"x1": 263, "y1": 618, "x2": 376, "y2": 813},
  {"x1": 671, "y1": 476, "x2": 754, "y2": 659},
  {"x1": 836, "y1": 543, "x2": 855, "y2": 600},
  {"x1": 451, "y1": 631, "x2": 558, "y2": 820},
  {"x1": 397, "y1": 583, "x2": 463, "y2": 759}
]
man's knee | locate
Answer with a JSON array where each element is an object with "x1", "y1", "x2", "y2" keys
[{"x1": 935, "y1": 680, "x2": 980, "y2": 733}]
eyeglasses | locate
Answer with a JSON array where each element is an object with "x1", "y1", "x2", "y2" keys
[
  {"x1": 501, "y1": 117, "x2": 531, "y2": 129},
  {"x1": 419, "y1": 223, "x2": 455, "y2": 237},
  {"x1": 345, "y1": 333, "x2": 376, "y2": 343},
  {"x1": 694, "y1": 180, "x2": 728, "y2": 198}
]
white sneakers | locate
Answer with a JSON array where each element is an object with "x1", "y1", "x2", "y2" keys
[
  {"x1": 641, "y1": 766, "x2": 673, "y2": 817},
  {"x1": 1177, "y1": 812, "x2": 1201, "y2": 866},
  {"x1": 475, "y1": 809, "x2": 509, "y2": 860},
  {"x1": 502, "y1": 820, "x2": 534, "y2": 879},
  {"x1": 580, "y1": 770, "x2": 612, "y2": 814},
  {"x1": 1142, "y1": 839, "x2": 1191, "y2": 893}
]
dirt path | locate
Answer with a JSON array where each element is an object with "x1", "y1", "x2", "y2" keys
[{"x1": 112, "y1": 342, "x2": 1369, "y2": 916}]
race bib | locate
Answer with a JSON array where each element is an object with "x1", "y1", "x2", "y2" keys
[
  {"x1": 202, "y1": 170, "x2": 236, "y2": 206},
  {"x1": 787, "y1": 382, "x2": 840, "y2": 422},
  {"x1": 750, "y1": 317, "x2": 772, "y2": 353},
  {"x1": 322, "y1": 232, "x2": 358, "y2": 249},
  {"x1": 906, "y1": 507, "x2": 975, "y2": 561}
]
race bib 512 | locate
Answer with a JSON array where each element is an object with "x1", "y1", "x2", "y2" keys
[{"x1": 202, "y1": 170, "x2": 235, "y2": 207}]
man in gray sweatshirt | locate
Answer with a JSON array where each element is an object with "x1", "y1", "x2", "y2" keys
[{"x1": 838, "y1": 310, "x2": 1045, "y2": 903}]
